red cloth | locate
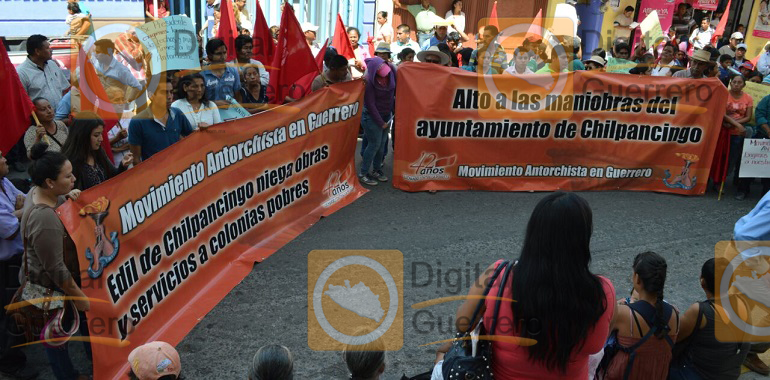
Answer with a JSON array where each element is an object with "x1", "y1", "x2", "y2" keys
[
  {"x1": 333, "y1": 14, "x2": 355, "y2": 60},
  {"x1": 483, "y1": 259, "x2": 616, "y2": 379},
  {"x1": 79, "y1": 49, "x2": 115, "y2": 161},
  {"x1": 267, "y1": 4, "x2": 319, "y2": 104},
  {"x1": 294, "y1": 39, "x2": 329, "y2": 100},
  {"x1": 252, "y1": 0, "x2": 274, "y2": 65},
  {"x1": 709, "y1": 126, "x2": 731, "y2": 184},
  {"x1": 490, "y1": 1, "x2": 499, "y2": 28},
  {"x1": 526, "y1": 9, "x2": 543, "y2": 42},
  {"x1": 216, "y1": 0, "x2": 238, "y2": 62},
  {"x1": 367, "y1": 32, "x2": 375, "y2": 57},
  {"x1": 0, "y1": 39, "x2": 34, "y2": 154},
  {"x1": 712, "y1": 0, "x2": 731, "y2": 44}
]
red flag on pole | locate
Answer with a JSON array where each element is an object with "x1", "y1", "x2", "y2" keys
[
  {"x1": 293, "y1": 39, "x2": 329, "y2": 99},
  {"x1": 216, "y1": 0, "x2": 239, "y2": 61},
  {"x1": 333, "y1": 14, "x2": 355, "y2": 60},
  {"x1": 526, "y1": 9, "x2": 543, "y2": 42},
  {"x1": 267, "y1": 3, "x2": 320, "y2": 104},
  {"x1": 712, "y1": 0, "x2": 731, "y2": 45},
  {"x1": 490, "y1": 1, "x2": 499, "y2": 28},
  {"x1": 367, "y1": 32, "x2": 375, "y2": 57},
  {"x1": 252, "y1": 0, "x2": 274, "y2": 65},
  {"x1": 78, "y1": 49, "x2": 116, "y2": 161},
  {"x1": 0, "y1": 39, "x2": 34, "y2": 154}
]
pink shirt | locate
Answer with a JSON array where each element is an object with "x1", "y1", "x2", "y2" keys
[{"x1": 483, "y1": 261, "x2": 615, "y2": 379}]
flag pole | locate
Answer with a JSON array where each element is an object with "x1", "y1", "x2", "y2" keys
[
  {"x1": 718, "y1": 180, "x2": 725, "y2": 201},
  {"x1": 30, "y1": 110, "x2": 51, "y2": 145}
]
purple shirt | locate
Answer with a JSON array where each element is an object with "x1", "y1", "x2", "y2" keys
[{"x1": 0, "y1": 178, "x2": 24, "y2": 261}]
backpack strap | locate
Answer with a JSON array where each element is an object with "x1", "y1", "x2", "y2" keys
[
  {"x1": 488, "y1": 261, "x2": 514, "y2": 336},
  {"x1": 464, "y1": 260, "x2": 510, "y2": 333},
  {"x1": 621, "y1": 325, "x2": 660, "y2": 380}
]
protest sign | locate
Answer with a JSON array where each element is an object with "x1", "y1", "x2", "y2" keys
[
  {"x1": 393, "y1": 65, "x2": 728, "y2": 194},
  {"x1": 739, "y1": 139, "x2": 770, "y2": 177},
  {"x1": 640, "y1": 10, "x2": 665, "y2": 48},
  {"x1": 137, "y1": 15, "x2": 199, "y2": 72},
  {"x1": 743, "y1": 82, "x2": 770, "y2": 125},
  {"x1": 57, "y1": 80, "x2": 366, "y2": 379}
]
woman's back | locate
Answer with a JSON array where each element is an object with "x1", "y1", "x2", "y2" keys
[
  {"x1": 686, "y1": 300, "x2": 749, "y2": 380},
  {"x1": 603, "y1": 300, "x2": 679, "y2": 380},
  {"x1": 484, "y1": 260, "x2": 615, "y2": 380}
]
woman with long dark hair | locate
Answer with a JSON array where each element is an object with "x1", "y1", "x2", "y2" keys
[
  {"x1": 61, "y1": 112, "x2": 132, "y2": 191},
  {"x1": 455, "y1": 192, "x2": 615, "y2": 378},
  {"x1": 22, "y1": 142, "x2": 89, "y2": 380},
  {"x1": 601, "y1": 251, "x2": 679, "y2": 379},
  {"x1": 171, "y1": 73, "x2": 221, "y2": 130}
]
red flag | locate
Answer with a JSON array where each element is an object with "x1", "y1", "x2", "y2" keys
[
  {"x1": 367, "y1": 32, "x2": 375, "y2": 57},
  {"x1": 268, "y1": 3, "x2": 320, "y2": 104},
  {"x1": 294, "y1": 39, "x2": 329, "y2": 99},
  {"x1": 252, "y1": 0, "x2": 274, "y2": 65},
  {"x1": 316, "y1": 38, "x2": 329, "y2": 71},
  {"x1": 78, "y1": 49, "x2": 116, "y2": 161},
  {"x1": 333, "y1": 14, "x2": 355, "y2": 60},
  {"x1": 526, "y1": 9, "x2": 543, "y2": 42},
  {"x1": 0, "y1": 39, "x2": 34, "y2": 154},
  {"x1": 490, "y1": 1, "x2": 499, "y2": 28},
  {"x1": 217, "y1": 0, "x2": 239, "y2": 62},
  {"x1": 712, "y1": 0, "x2": 731, "y2": 44},
  {"x1": 709, "y1": 128, "x2": 731, "y2": 184}
]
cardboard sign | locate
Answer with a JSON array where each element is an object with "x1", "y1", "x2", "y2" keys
[{"x1": 740, "y1": 139, "x2": 770, "y2": 177}]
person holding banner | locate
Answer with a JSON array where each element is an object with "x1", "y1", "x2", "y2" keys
[
  {"x1": 24, "y1": 98, "x2": 69, "y2": 156},
  {"x1": 201, "y1": 39, "x2": 242, "y2": 107},
  {"x1": 172, "y1": 73, "x2": 223, "y2": 129},
  {"x1": 61, "y1": 112, "x2": 133, "y2": 191},
  {"x1": 129, "y1": 77, "x2": 194, "y2": 163},
  {"x1": 21, "y1": 143, "x2": 89, "y2": 380},
  {"x1": 359, "y1": 57, "x2": 396, "y2": 186}
]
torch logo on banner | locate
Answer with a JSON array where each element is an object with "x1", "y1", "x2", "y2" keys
[
  {"x1": 79, "y1": 196, "x2": 120, "y2": 279},
  {"x1": 403, "y1": 152, "x2": 458, "y2": 182},
  {"x1": 323, "y1": 166, "x2": 355, "y2": 207},
  {"x1": 663, "y1": 153, "x2": 699, "y2": 190}
]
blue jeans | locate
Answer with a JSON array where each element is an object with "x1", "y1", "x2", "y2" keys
[
  {"x1": 417, "y1": 32, "x2": 433, "y2": 47},
  {"x1": 45, "y1": 311, "x2": 91, "y2": 380},
  {"x1": 360, "y1": 134, "x2": 389, "y2": 158},
  {"x1": 360, "y1": 111, "x2": 390, "y2": 176}
]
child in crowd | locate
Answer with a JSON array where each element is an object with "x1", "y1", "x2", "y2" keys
[{"x1": 719, "y1": 54, "x2": 734, "y2": 86}]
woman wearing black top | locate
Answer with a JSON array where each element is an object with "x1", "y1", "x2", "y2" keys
[
  {"x1": 236, "y1": 65, "x2": 267, "y2": 114},
  {"x1": 61, "y1": 112, "x2": 133, "y2": 190}
]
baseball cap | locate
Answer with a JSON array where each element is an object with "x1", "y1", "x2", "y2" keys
[
  {"x1": 731, "y1": 32, "x2": 745, "y2": 40},
  {"x1": 300, "y1": 22, "x2": 318, "y2": 33},
  {"x1": 741, "y1": 61, "x2": 755, "y2": 70},
  {"x1": 377, "y1": 63, "x2": 392, "y2": 77},
  {"x1": 737, "y1": 43, "x2": 748, "y2": 50},
  {"x1": 128, "y1": 341, "x2": 181, "y2": 380}
]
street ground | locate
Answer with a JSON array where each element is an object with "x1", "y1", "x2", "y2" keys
[{"x1": 7, "y1": 145, "x2": 770, "y2": 380}]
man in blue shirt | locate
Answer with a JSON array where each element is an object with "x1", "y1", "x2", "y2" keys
[
  {"x1": 0, "y1": 151, "x2": 38, "y2": 380},
  {"x1": 128, "y1": 77, "x2": 194, "y2": 163},
  {"x1": 421, "y1": 25, "x2": 448, "y2": 50}
]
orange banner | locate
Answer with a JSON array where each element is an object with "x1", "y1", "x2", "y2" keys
[
  {"x1": 57, "y1": 80, "x2": 366, "y2": 379},
  {"x1": 393, "y1": 65, "x2": 729, "y2": 194}
]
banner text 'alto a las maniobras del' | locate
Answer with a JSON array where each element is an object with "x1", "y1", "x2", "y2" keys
[
  {"x1": 57, "y1": 80, "x2": 366, "y2": 380},
  {"x1": 393, "y1": 64, "x2": 728, "y2": 194}
]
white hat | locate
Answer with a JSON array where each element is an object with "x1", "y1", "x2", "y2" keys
[
  {"x1": 731, "y1": 32, "x2": 744, "y2": 40},
  {"x1": 416, "y1": 46, "x2": 450, "y2": 65},
  {"x1": 584, "y1": 55, "x2": 606, "y2": 67},
  {"x1": 737, "y1": 43, "x2": 748, "y2": 50},
  {"x1": 300, "y1": 22, "x2": 318, "y2": 33}
]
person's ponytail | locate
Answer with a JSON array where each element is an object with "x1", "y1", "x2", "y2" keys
[
  {"x1": 28, "y1": 143, "x2": 68, "y2": 188},
  {"x1": 632, "y1": 251, "x2": 669, "y2": 338}
]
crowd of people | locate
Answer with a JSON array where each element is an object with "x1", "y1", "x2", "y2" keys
[{"x1": 1, "y1": 0, "x2": 770, "y2": 379}]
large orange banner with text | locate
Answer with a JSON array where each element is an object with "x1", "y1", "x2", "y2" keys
[
  {"x1": 393, "y1": 64, "x2": 728, "y2": 194},
  {"x1": 57, "y1": 80, "x2": 366, "y2": 379}
]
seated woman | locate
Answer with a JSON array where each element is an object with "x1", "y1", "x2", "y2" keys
[
  {"x1": 61, "y1": 112, "x2": 133, "y2": 190},
  {"x1": 669, "y1": 258, "x2": 749, "y2": 380},
  {"x1": 171, "y1": 73, "x2": 222, "y2": 129},
  {"x1": 455, "y1": 192, "x2": 615, "y2": 379},
  {"x1": 24, "y1": 98, "x2": 69, "y2": 157},
  {"x1": 248, "y1": 344, "x2": 293, "y2": 380},
  {"x1": 599, "y1": 251, "x2": 679, "y2": 380}
]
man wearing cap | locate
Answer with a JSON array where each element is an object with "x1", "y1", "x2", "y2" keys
[
  {"x1": 469, "y1": 25, "x2": 508, "y2": 74},
  {"x1": 302, "y1": 22, "x2": 321, "y2": 56},
  {"x1": 393, "y1": 0, "x2": 437, "y2": 47},
  {"x1": 417, "y1": 45, "x2": 450, "y2": 65},
  {"x1": 421, "y1": 24, "x2": 448, "y2": 50},
  {"x1": 733, "y1": 43, "x2": 748, "y2": 68},
  {"x1": 504, "y1": 47, "x2": 534, "y2": 75},
  {"x1": 739, "y1": 61, "x2": 756, "y2": 78},
  {"x1": 673, "y1": 49, "x2": 711, "y2": 78},
  {"x1": 719, "y1": 32, "x2": 744, "y2": 58},
  {"x1": 391, "y1": 24, "x2": 421, "y2": 64},
  {"x1": 128, "y1": 341, "x2": 182, "y2": 379},
  {"x1": 584, "y1": 55, "x2": 606, "y2": 71}
]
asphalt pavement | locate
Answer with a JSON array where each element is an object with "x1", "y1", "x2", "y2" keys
[{"x1": 8, "y1": 146, "x2": 769, "y2": 380}]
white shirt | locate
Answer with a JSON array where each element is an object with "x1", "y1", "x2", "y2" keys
[
  {"x1": 504, "y1": 66, "x2": 534, "y2": 75},
  {"x1": 759, "y1": 52, "x2": 770, "y2": 76},
  {"x1": 374, "y1": 23, "x2": 394, "y2": 44},
  {"x1": 445, "y1": 11, "x2": 466, "y2": 34},
  {"x1": 227, "y1": 59, "x2": 270, "y2": 86},
  {"x1": 171, "y1": 99, "x2": 222, "y2": 130},
  {"x1": 651, "y1": 64, "x2": 673, "y2": 76},
  {"x1": 108, "y1": 115, "x2": 132, "y2": 166},
  {"x1": 390, "y1": 39, "x2": 421, "y2": 64},
  {"x1": 689, "y1": 27, "x2": 714, "y2": 50}
]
